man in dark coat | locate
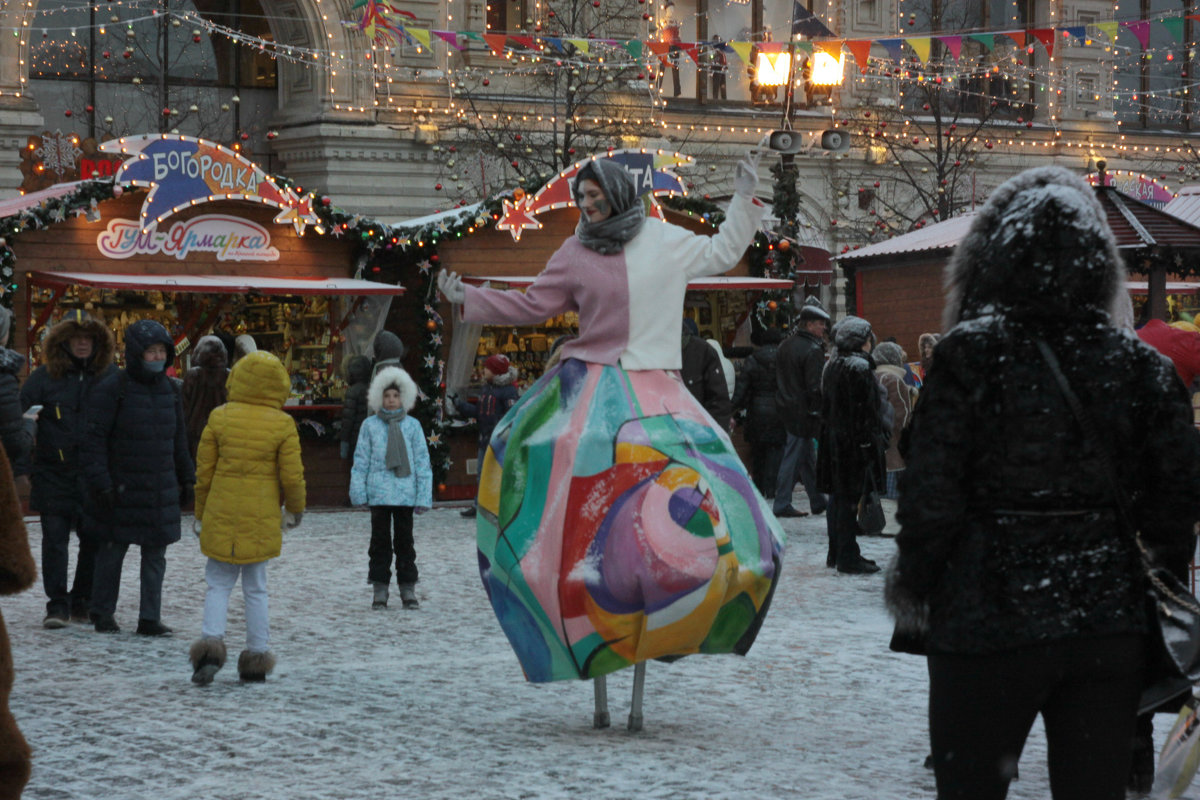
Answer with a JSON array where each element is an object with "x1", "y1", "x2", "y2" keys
[
  {"x1": 731, "y1": 327, "x2": 786, "y2": 497},
  {"x1": 774, "y1": 296, "x2": 829, "y2": 517},
  {"x1": 680, "y1": 318, "x2": 731, "y2": 431},
  {"x1": 18, "y1": 311, "x2": 115, "y2": 627},
  {"x1": 816, "y1": 316, "x2": 884, "y2": 574},
  {"x1": 181, "y1": 334, "x2": 228, "y2": 462},
  {"x1": 339, "y1": 354, "x2": 373, "y2": 461},
  {"x1": 81, "y1": 319, "x2": 195, "y2": 635}
]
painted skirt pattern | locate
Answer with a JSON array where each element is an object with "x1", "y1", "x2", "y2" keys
[{"x1": 476, "y1": 358, "x2": 786, "y2": 682}]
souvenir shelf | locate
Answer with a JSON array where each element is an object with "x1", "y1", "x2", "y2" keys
[{"x1": 474, "y1": 311, "x2": 579, "y2": 387}]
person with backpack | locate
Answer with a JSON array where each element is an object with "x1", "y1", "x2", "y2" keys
[{"x1": 81, "y1": 319, "x2": 194, "y2": 635}]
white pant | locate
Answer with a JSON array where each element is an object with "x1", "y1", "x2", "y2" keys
[{"x1": 202, "y1": 558, "x2": 270, "y2": 653}]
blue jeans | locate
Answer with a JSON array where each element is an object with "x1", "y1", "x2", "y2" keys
[
  {"x1": 91, "y1": 541, "x2": 167, "y2": 621},
  {"x1": 773, "y1": 433, "x2": 826, "y2": 514}
]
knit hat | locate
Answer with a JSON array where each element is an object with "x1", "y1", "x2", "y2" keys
[
  {"x1": 797, "y1": 296, "x2": 831, "y2": 323},
  {"x1": 833, "y1": 316, "x2": 873, "y2": 352},
  {"x1": 484, "y1": 354, "x2": 510, "y2": 375},
  {"x1": 873, "y1": 341, "x2": 905, "y2": 367}
]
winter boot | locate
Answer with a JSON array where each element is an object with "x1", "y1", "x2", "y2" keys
[
  {"x1": 399, "y1": 583, "x2": 419, "y2": 609},
  {"x1": 372, "y1": 582, "x2": 389, "y2": 609},
  {"x1": 136, "y1": 618, "x2": 173, "y2": 637},
  {"x1": 92, "y1": 614, "x2": 120, "y2": 633},
  {"x1": 237, "y1": 650, "x2": 276, "y2": 683},
  {"x1": 189, "y1": 638, "x2": 227, "y2": 685}
]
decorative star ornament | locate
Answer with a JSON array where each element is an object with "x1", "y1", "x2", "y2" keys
[
  {"x1": 496, "y1": 196, "x2": 543, "y2": 242},
  {"x1": 428, "y1": 432, "x2": 442, "y2": 446},
  {"x1": 418, "y1": 259, "x2": 433, "y2": 274}
]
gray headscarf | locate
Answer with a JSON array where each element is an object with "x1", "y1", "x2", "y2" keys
[{"x1": 573, "y1": 159, "x2": 646, "y2": 255}]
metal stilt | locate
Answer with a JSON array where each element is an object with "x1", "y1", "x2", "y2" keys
[
  {"x1": 627, "y1": 662, "x2": 646, "y2": 732},
  {"x1": 592, "y1": 675, "x2": 610, "y2": 728}
]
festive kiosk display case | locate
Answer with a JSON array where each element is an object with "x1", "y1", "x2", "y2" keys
[{"x1": 4, "y1": 136, "x2": 406, "y2": 506}]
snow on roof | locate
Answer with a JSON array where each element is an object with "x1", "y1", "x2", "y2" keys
[
  {"x1": 1164, "y1": 183, "x2": 1200, "y2": 228},
  {"x1": 836, "y1": 212, "x2": 978, "y2": 264},
  {"x1": 0, "y1": 180, "x2": 89, "y2": 218},
  {"x1": 29, "y1": 271, "x2": 404, "y2": 295}
]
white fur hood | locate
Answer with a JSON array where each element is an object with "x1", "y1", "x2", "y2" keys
[{"x1": 367, "y1": 366, "x2": 418, "y2": 413}]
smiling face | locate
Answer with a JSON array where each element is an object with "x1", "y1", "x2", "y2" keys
[{"x1": 576, "y1": 179, "x2": 613, "y2": 222}]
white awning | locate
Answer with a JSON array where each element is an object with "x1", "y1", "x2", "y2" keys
[
  {"x1": 1126, "y1": 281, "x2": 1200, "y2": 295},
  {"x1": 461, "y1": 275, "x2": 792, "y2": 290},
  {"x1": 28, "y1": 271, "x2": 404, "y2": 296}
]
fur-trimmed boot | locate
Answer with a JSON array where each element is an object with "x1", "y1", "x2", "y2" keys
[
  {"x1": 189, "y1": 638, "x2": 227, "y2": 685},
  {"x1": 237, "y1": 650, "x2": 276, "y2": 683},
  {"x1": 399, "y1": 583, "x2": 419, "y2": 609}
]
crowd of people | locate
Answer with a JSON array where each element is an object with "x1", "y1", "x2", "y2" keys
[{"x1": 1, "y1": 150, "x2": 1199, "y2": 800}]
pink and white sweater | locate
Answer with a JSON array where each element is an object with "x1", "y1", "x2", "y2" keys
[{"x1": 463, "y1": 194, "x2": 766, "y2": 371}]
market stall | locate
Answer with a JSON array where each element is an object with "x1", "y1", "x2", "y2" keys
[{"x1": 4, "y1": 135, "x2": 406, "y2": 506}]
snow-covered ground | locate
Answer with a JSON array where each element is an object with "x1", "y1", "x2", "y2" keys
[{"x1": 3, "y1": 499, "x2": 1174, "y2": 799}]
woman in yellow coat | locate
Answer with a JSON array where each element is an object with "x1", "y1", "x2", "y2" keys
[{"x1": 188, "y1": 351, "x2": 306, "y2": 684}]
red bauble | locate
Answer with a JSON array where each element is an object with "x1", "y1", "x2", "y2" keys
[
  {"x1": 85, "y1": 104, "x2": 94, "y2": 113},
  {"x1": 482, "y1": 78, "x2": 489, "y2": 86},
  {"x1": 514, "y1": 134, "x2": 522, "y2": 141},
  {"x1": 241, "y1": 132, "x2": 250, "y2": 140},
  {"x1": 321, "y1": 197, "x2": 331, "y2": 206},
  {"x1": 102, "y1": 50, "x2": 111, "y2": 58},
  {"x1": 64, "y1": 109, "x2": 72, "y2": 117},
  {"x1": 567, "y1": 147, "x2": 575, "y2": 154},
  {"x1": 162, "y1": 107, "x2": 172, "y2": 116},
  {"x1": 430, "y1": 254, "x2": 440, "y2": 264},
  {"x1": 193, "y1": 35, "x2": 201, "y2": 43},
  {"x1": 435, "y1": 183, "x2": 443, "y2": 191}
]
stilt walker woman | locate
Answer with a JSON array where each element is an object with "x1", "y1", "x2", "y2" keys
[{"x1": 438, "y1": 143, "x2": 785, "y2": 729}]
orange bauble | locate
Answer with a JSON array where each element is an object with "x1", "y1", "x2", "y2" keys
[
  {"x1": 513, "y1": 188, "x2": 526, "y2": 201},
  {"x1": 778, "y1": 240, "x2": 790, "y2": 252},
  {"x1": 426, "y1": 319, "x2": 438, "y2": 331},
  {"x1": 767, "y1": 301, "x2": 778, "y2": 311}
]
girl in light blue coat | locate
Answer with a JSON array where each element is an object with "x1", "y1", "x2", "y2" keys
[{"x1": 350, "y1": 366, "x2": 432, "y2": 609}]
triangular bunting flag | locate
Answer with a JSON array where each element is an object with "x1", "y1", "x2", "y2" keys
[
  {"x1": 794, "y1": 40, "x2": 814, "y2": 54},
  {"x1": 905, "y1": 37, "x2": 931, "y2": 64},
  {"x1": 682, "y1": 43, "x2": 701, "y2": 65},
  {"x1": 876, "y1": 38, "x2": 905, "y2": 62},
  {"x1": 844, "y1": 39, "x2": 873, "y2": 74},
  {"x1": 1121, "y1": 20, "x2": 1150, "y2": 49},
  {"x1": 846, "y1": 40, "x2": 872, "y2": 74},
  {"x1": 968, "y1": 33, "x2": 995, "y2": 51},
  {"x1": 511, "y1": 35, "x2": 534, "y2": 49},
  {"x1": 566, "y1": 38, "x2": 590, "y2": 55},
  {"x1": 792, "y1": 1, "x2": 836, "y2": 39},
  {"x1": 1155, "y1": 16, "x2": 1185, "y2": 44},
  {"x1": 460, "y1": 31, "x2": 483, "y2": 42},
  {"x1": 1094, "y1": 21, "x2": 1120, "y2": 44},
  {"x1": 1060, "y1": 26, "x2": 1087, "y2": 43},
  {"x1": 545, "y1": 37, "x2": 564, "y2": 53},
  {"x1": 730, "y1": 41, "x2": 753, "y2": 64},
  {"x1": 482, "y1": 33, "x2": 507, "y2": 57},
  {"x1": 935, "y1": 35, "x2": 962, "y2": 61},
  {"x1": 407, "y1": 27, "x2": 431, "y2": 50},
  {"x1": 759, "y1": 41, "x2": 787, "y2": 54},
  {"x1": 1030, "y1": 28, "x2": 1055, "y2": 58},
  {"x1": 432, "y1": 30, "x2": 461, "y2": 50},
  {"x1": 815, "y1": 40, "x2": 844, "y2": 58},
  {"x1": 646, "y1": 40, "x2": 670, "y2": 66},
  {"x1": 1001, "y1": 31, "x2": 1026, "y2": 48},
  {"x1": 623, "y1": 39, "x2": 642, "y2": 59}
]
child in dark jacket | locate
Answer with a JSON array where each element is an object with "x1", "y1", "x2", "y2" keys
[
  {"x1": 339, "y1": 354, "x2": 373, "y2": 461},
  {"x1": 452, "y1": 354, "x2": 519, "y2": 518}
]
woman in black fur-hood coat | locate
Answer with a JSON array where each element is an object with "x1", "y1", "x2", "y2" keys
[{"x1": 887, "y1": 166, "x2": 1200, "y2": 799}]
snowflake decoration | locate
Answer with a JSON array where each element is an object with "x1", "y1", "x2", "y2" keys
[
  {"x1": 417, "y1": 259, "x2": 433, "y2": 275},
  {"x1": 34, "y1": 130, "x2": 82, "y2": 178},
  {"x1": 424, "y1": 354, "x2": 437, "y2": 368}
]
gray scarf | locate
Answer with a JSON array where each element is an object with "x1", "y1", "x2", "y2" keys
[
  {"x1": 376, "y1": 408, "x2": 411, "y2": 478},
  {"x1": 573, "y1": 159, "x2": 646, "y2": 255}
]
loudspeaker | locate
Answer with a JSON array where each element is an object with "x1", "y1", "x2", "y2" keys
[
  {"x1": 820, "y1": 129, "x2": 851, "y2": 152},
  {"x1": 767, "y1": 130, "x2": 805, "y2": 154}
]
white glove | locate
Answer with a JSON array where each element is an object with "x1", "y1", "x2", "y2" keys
[
  {"x1": 444, "y1": 394, "x2": 458, "y2": 417},
  {"x1": 283, "y1": 510, "x2": 302, "y2": 529},
  {"x1": 437, "y1": 270, "x2": 466, "y2": 304},
  {"x1": 192, "y1": 518, "x2": 202, "y2": 537},
  {"x1": 733, "y1": 137, "x2": 767, "y2": 199}
]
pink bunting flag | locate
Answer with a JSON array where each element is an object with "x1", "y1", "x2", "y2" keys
[
  {"x1": 432, "y1": 30, "x2": 461, "y2": 50},
  {"x1": 846, "y1": 40, "x2": 872, "y2": 74},
  {"x1": 934, "y1": 35, "x2": 962, "y2": 61},
  {"x1": 1121, "y1": 20, "x2": 1151, "y2": 49}
]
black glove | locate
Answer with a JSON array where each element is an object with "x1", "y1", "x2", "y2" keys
[
  {"x1": 180, "y1": 484, "x2": 194, "y2": 508},
  {"x1": 93, "y1": 487, "x2": 116, "y2": 513}
]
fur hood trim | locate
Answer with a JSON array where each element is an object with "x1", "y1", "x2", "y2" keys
[
  {"x1": 42, "y1": 310, "x2": 115, "y2": 379},
  {"x1": 367, "y1": 366, "x2": 418, "y2": 413},
  {"x1": 943, "y1": 166, "x2": 1130, "y2": 330}
]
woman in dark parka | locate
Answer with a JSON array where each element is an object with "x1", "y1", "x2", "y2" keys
[
  {"x1": 731, "y1": 327, "x2": 786, "y2": 497},
  {"x1": 886, "y1": 166, "x2": 1200, "y2": 800},
  {"x1": 82, "y1": 319, "x2": 195, "y2": 635},
  {"x1": 181, "y1": 334, "x2": 228, "y2": 462}
]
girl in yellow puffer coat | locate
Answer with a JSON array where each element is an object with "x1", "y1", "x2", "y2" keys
[{"x1": 188, "y1": 351, "x2": 306, "y2": 685}]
